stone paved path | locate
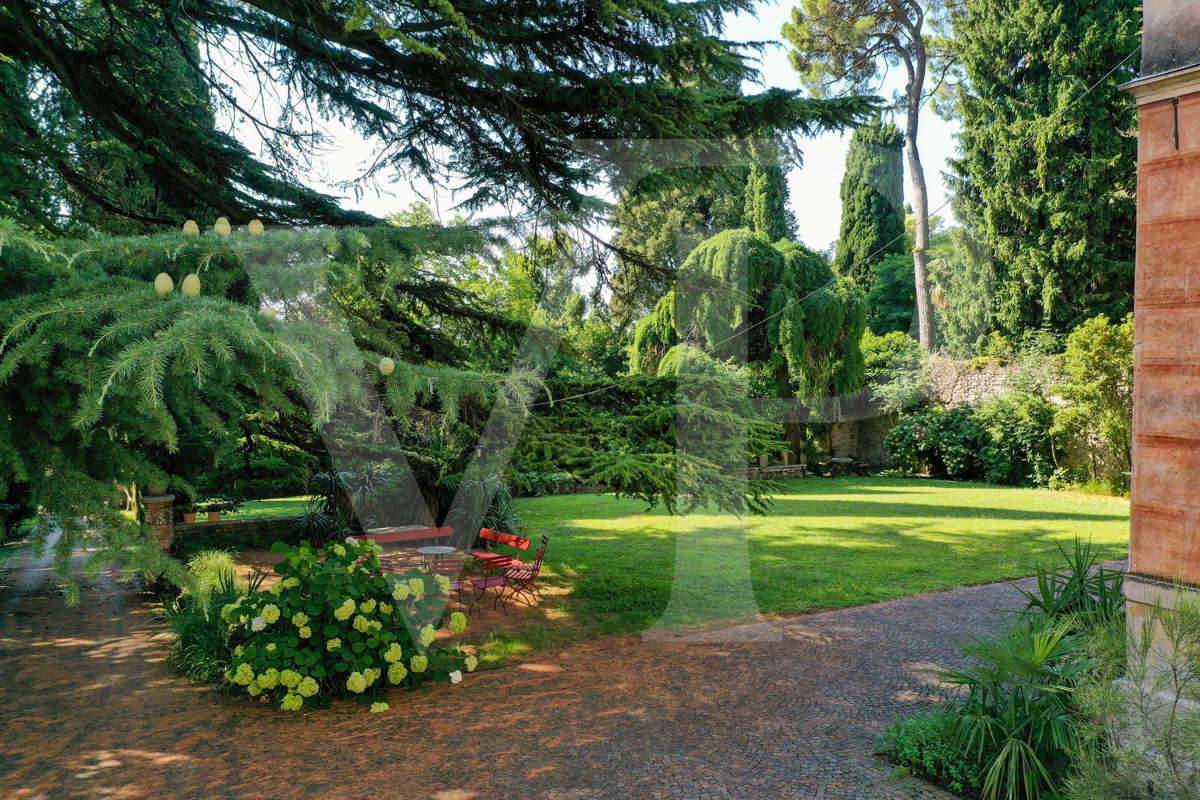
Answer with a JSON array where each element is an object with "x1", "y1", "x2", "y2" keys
[{"x1": 0, "y1": 539, "x2": 1037, "y2": 800}]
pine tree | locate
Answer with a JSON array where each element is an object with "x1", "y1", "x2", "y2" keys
[
  {"x1": 944, "y1": 0, "x2": 1139, "y2": 337},
  {"x1": 833, "y1": 120, "x2": 905, "y2": 289}
]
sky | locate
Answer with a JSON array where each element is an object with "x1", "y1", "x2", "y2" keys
[{"x1": 249, "y1": 1, "x2": 963, "y2": 255}]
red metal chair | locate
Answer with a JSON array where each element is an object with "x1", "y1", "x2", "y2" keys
[
  {"x1": 467, "y1": 553, "x2": 513, "y2": 615},
  {"x1": 502, "y1": 538, "x2": 547, "y2": 610},
  {"x1": 468, "y1": 528, "x2": 530, "y2": 573}
]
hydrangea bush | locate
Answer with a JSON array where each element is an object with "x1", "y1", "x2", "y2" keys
[{"x1": 220, "y1": 538, "x2": 477, "y2": 711}]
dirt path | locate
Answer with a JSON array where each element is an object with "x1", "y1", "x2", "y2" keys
[{"x1": 1, "y1": 537, "x2": 1039, "y2": 800}]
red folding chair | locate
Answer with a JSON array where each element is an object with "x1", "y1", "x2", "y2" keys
[
  {"x1": 501, "y1": 538, "x2": 547, "y2": 611},
  {"x1": 468, "y1": 554, "x2": 513, "y2": 615},
  {"x1": 468, "y1": 528, "x2": 530, "y2": 573}
]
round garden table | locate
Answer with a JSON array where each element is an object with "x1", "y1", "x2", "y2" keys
[{"x1": 416, "y1": 545, "x2": 457, "y2": 561}]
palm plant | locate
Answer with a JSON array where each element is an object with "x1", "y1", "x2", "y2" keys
[
  {"x1": 939, "y1": 613, "x2": 1089, "y2": 800},
  {"x1": 1016, "y1": 537, "x2": 1124, "y2": 627}
]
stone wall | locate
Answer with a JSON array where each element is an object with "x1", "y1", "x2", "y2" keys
[
  {"x1": 825, "y1": 359, "x2": 1014, "y2": 467},
  {"x1": 927, "y1": 356, "x2": 1011, "y2": 406},
  {"x1": 172, "y1": 516, "x2": 295, "y2": 556}
]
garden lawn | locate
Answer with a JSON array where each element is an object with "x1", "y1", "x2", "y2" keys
[
  {"x1": 224, "y1": 495, "x2": 309, "y2": 520},
  {"x1": 515, "y1": 477, "x2": 1130, "y2": 636}
]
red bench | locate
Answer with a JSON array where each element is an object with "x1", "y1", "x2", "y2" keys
[
  {"x1": 468, "y1": 528, "x2": 530, "y2": 572},
  {"x1": 353, "y1": 526, "x2": 453, "y2": 572}
]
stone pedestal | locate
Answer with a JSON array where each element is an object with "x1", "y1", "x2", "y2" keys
[{"x1": 141, "y1": 494, "x2": 175, "y2": 553}]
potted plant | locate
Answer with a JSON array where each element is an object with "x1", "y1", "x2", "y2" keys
[
  {"x1": 199, "y1": 494, "x2": 243, "y2": 523},
  {"x1": 178, "y1": 500, "x2": 199, "y2": 524}
]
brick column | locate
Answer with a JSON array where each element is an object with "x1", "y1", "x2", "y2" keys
[
  {"x1": 141, "y1": 494, "x2": 175, "y2": 553},
  {"x1": 1121, "y1": 59, "x2": 1200, "y2": 629}
]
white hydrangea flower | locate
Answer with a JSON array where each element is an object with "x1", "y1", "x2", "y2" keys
[
  {"x1": 449, "y1": 670, "x2": 463, "y2": 684},
  {"x1": 251, "y1": 616, "x2": 266, "y2": 632}
]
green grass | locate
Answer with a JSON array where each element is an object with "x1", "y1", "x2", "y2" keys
[
  {"x1": 224, "y1": 495, "x2": 310, "y2": 520},
  {"x1": 516, "y1": 477, "x2": 1130, "y2": 636}
]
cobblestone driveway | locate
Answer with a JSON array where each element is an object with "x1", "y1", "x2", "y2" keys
[{"x1": 0, "y1": 540, "x2": 1035, "y2": 800}]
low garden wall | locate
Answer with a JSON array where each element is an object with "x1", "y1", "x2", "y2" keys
[{"x1": 172, "y1": 516, "x2": 294, "y2": 557}]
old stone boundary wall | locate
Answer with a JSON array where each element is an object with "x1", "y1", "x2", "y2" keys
[{"x1": 830, "y1": 357, "x2": 1013, "y2": 468}]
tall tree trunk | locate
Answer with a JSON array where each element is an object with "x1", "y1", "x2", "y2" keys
[{"x1": 904, "y1": 47, "x2": 936, "y2": 351}]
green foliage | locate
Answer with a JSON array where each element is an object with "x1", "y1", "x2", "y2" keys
[
  {"x1": 885, "y1": 406, "x2": 1008, "y2": 483},
  {"x1": 0, "y1": 0, "x2": 875, "y2": 227},
  {"x1": 609, "y1": 152, "x2": 810, "y2": 325},
  {"x1": 159, "y1": 565, "x2": 264, "y2": 684},
  {"x1": 939, "y1": 613, "x2": 1088, "y2": 800},
  {"x1": 861, "y1": 330, "x2": 929, "y2": 414},
  {"x1": 944, "y1": 0, "x2": 1139, "y2": 337},
  {"x1": 182, "y1": 549, "x2": 240, "y2": 607},
  {"x1": 928, "y1": 229, "x2": 997, "y2": 356},
  {"x1": 866, "y1": 253, "x2": 916, "y2": 335},
  {"x1": 0, "y1": 225, "x2": 363, "y2": 601},
  {"x1": 880, "y1": 714, "x2": 988, "y2": 796},
  {"x1": 222, "y1": 539, "x2": 475, "y2": 710},
  {"x1": 976, "y1": 365, "x2": 1061, "y2": 488},
  {"x1": 1068, "y1": 597, "x2": 1200, "y2": 799},
  {"x1": 512, "y1": 376, "x2": 781, "y2": 516},
  {"x1": 1014, "y1": 538, "x2": 1124, "y2": 629},
  {"x1": 629, "y1": 229, "x2": 867, "y2": 399},
  {"x1": 507, "y1": 470, "x2": 574, "y2": 498},
  {"x1": 833, "y1": 119, "x2": 906, "y2": 288},
  {"x1": 1053, "y1": 314, "x2": 1134, "y2": 489}
]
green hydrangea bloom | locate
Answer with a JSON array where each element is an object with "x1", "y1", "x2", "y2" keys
[
  {"x1": 364, "y1": 667, "x2": 381, "y2": 685},
  {"x1": 281, "y1": 692, "x2": 303, "y2": 711},
  {"x1": 408, "y1": 578, "x2": 425, "y2": 596},
  {"x1": 418, "y1": 625, "x2": 436, "y2": 647},
  {"x1": 266, "y1": 643, "x2": 276, "y2": 652},
  {"x1": 465, "y1": 655, "x2": 478, "y2": 672},
  {"x1": 299, "y1": 626, "x2": 312, "y2": 639},
  {"x1": 333, "y1": 544, "x2": 347, "y2": 557},
  {"x1": 297, "y1": 677, "x2": 319, "y2": 697},
  {"x1": 291, "y1": 612, "x2": 309, "y2": 627},
  {"x1": 383, "y1": 643, "x2": 404, "y2": 663},
  {"x1": 259, "y1": 668, "x2": 280, "y2": 690},
  {"x1": 247, "y1": 680, "x2": 263, "y2": 696},
  {"x1": 391, "y1": 583, "x2": 410, "y2": 601},
  {"x1": 379, "y1": 602, "x2": 394, "y2": 615},
  {"x1": 334, "y1": 598, "x2": 355, "y2": 621},
  {"x1": 388, "y1": 662, "x2": 408, "y2": 684},
  {"x1": 410, "y1": 655, "x2": 428, "y2": 673},
  {"x1": 449, "y1": 612, "x2": 467, "y2": 634},
  {"x1": 233, "y1": 663, "x2": 255, "y2": 686},
  {"x1": 353, "y1": 614, "x2": 371, "y2": 634},
  {"x1": 261, "y1": 604, "x2": 281, "y2": 624},
  {"x1": 346, "y1": 671, "x2": 368, "y2": 693},
  {"x1": 360, "y1": 598, "x2": 377, "y2": 614},
  {"x1": 280, "y1": 670, "x2": 301, "y2": 688},
  {"x1": 327, "y1": 638, "x2": 342, "y2": 651},
  {"x1": 370, "y1": 701, "x2": 389, "y2": 713}
]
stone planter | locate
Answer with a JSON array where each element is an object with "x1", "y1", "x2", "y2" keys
[
  {"x1": 140, "y1": 494, "x2": 175, "y2": 553},
  {"x1": 182, "y1": 512, "x2": 197, "y2": 524}
]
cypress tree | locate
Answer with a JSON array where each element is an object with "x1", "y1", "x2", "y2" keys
[
  {"x1": 945, "y1": 0, "x2": 1139, "y2": 337},
  {"x1": 833, "y1": 120, "x2": 906, "y2": 289}
]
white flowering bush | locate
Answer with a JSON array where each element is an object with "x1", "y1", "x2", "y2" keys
[{"x1": 220, "y1": 538, "x2": 475, "y2": 711}]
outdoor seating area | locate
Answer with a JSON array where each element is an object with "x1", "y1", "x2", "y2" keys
[{"x1": 353, "y1": 526, "x2": 550, "y2": 617}]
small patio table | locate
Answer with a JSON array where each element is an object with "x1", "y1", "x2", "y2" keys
[{"x1": 416, "y1": 545, "x2": 458, "y2": 565}]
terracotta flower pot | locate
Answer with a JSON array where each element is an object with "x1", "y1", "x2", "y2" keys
[
  {"x1": 183, "y1": 513, "x2": 197, "y2": 524},
  {"x1": 207, "y1": 511, "x2": 222, "y2": 523}
]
